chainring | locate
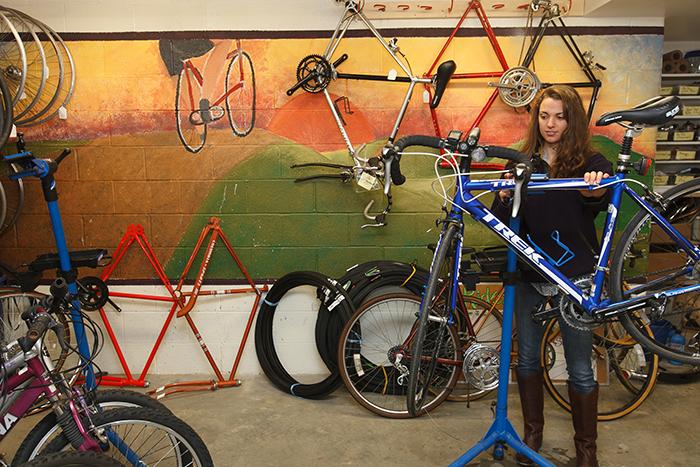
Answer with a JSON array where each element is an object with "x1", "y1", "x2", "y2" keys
[
  {"x1": 462, "y1": 343, "x2": 500, "y2": 391},
  {"x1": 497, "y1": 66, "x2": 541, "y2": 108},
  {"x1": 295, "y1": 54, "x2": 332, "y2": 93},
  {"x1": 559, "y1": 277, "x2": 600, "y2": 331}
]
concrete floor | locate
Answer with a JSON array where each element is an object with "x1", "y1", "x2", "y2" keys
[{"x1": 3, "y1": 375, "x2": 699, "y2": 467}]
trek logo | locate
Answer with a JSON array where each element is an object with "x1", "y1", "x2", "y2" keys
[
  {"x1": 482, "y1": 212, "x2": 544, "y2": 265},
  {"x1": 0, "y1": 413, "x2": 18, "y2": 435}
]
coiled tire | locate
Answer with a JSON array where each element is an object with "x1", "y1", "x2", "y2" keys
[{"x1": 255, "y1": 271, "x2": 354, "y2": 398}]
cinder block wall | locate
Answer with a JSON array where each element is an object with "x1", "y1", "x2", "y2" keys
[{"x1": 0, "y1": 1, "x2": 664, "y2": 377}]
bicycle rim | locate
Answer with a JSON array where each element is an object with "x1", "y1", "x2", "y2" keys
[
  {"x1": 541, "y1": 318, "x2": 658, "y2": 421},
  {"x1": 1, "y1": 10, "x2": 46, "y2": 119},
  {"x1": 407, "y1": 222, "x2": 461, "y2": 417},
  {"x1": 225, "y1": 50, "x2": 255, "y2": 137},
  {"x1": 611, "y1": 178, "x2": 700, "y2": 365},
  {"x1": 0, "y1": 11, "x2": 26, "y2": 107},
  {"x1": 176, "y1": 66, "x2": 207, "y2": 153}
]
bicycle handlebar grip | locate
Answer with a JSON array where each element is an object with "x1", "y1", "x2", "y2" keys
[
  {"x1": 484, "y1": 146, "x2": 532, "y2": 168},
  {"x1": 49, "y1": 278, "x2": 68, "y2": 313},
  {"x1": 390, "y1": 135, "x2": 445, "y2": 185}
]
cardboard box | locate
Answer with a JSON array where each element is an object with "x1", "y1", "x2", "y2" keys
[
  {"x1": 679, "y1": 85, "x2": 700, "y2": 95},
  {"x1": 660, "y1": 86, "x2": 674, "y2": 96},
  {"x1": 657, "y1": 130, "x2": 670, "y2": 141},
  {"x1": 675, "y1": 174, "x2": 696, "y2": 184},
  {"x1": 673, "y1": 131, "x2": 696, "y2": 141},
  {"x1": 675, "y1": 150, "x2": 697, "y2": 160},
  {"x1": 683, "y1": 105, "x2": 700, "y2": 116}
]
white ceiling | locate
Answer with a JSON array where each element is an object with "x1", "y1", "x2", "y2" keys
[{"x1": 587, "y1": 0, "x2": 700, "y2": 41}]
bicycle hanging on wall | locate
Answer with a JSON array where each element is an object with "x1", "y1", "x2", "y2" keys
[{"x1": 287, "y1": 0, "x2": 456, "y2": 227}]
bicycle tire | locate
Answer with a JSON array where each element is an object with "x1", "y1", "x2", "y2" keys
[
  {"x1": 176, "y1": 64, "x2": 207, "y2": 153},
  {"x1": 611, "y1": 178, "x2": 700, "y2": 365},
  {"x1": 19, "y1": 407, "x2": 213, "y2": 467},
  {"x1": 225, "y1": 50, "x2": 255, "y2": 137},
  {"x1": 16, "y1": 451, "x2": 125, "y2": 467},
  {"x1": 448, "y1": 295, "x2": 503, "y2": 402},
  {"x1": 407, "y1": 222, "x2": 462, "y2": 417},
  {"x1": 541, "y1": 318, "x2": 659, "y2": 421},
  {"x1": 13, "y1": 388, "x2": 171, "y2": 463},
  {"x1": 0, "y1": 163, "x2": 25, "y2": 236},
  {"x1": 254, "y1": 270, "x2": 354, "y2": 398},
  {"x1": 0, "y1": 290, "x2": 70, "y2": 371}
]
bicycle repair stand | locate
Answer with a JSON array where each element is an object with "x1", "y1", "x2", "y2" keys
[{"x1": 450, "y1": 216, "x2": 554, "y2": 467}]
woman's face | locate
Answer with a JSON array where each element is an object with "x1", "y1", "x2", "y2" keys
[{"x1": 538, "y1": 97, "x2": 568, "y2": 145}]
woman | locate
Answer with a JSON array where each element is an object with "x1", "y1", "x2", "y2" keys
[{"x1": 492, "y1": 85, "x2": 612, "y2": 467}]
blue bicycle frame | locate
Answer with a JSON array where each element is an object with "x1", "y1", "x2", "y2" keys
[
  {"x1": 4, "y1": 147, "x2": 97, "y2": 389},
  {"x1": 439, "y1": 171, "x2": 700, "y2": 322}
]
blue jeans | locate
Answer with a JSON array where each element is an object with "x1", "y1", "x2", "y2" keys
[{"x1": 515, "y1": 282, "x2": 596, "y2": 393}]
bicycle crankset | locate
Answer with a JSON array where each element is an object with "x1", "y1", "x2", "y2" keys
[
  {"x1": 462, "y1": 343, "x2": 500, "y2": 391},
  {"x1": 559, "y1": 277, "x2": 601, "y2": 331},
  {"x1": 295, "y1": 54, "x2": 333, "y2": 93},
  {"x1": 492, "y1": 66, "x2": 541, "y2": 108}
]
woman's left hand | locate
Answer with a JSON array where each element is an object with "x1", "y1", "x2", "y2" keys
[{"x1": 580, "y1": 171, "x2": 609, "y2": 198}]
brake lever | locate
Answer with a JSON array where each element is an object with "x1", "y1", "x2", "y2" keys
[
  {"x1": 511, "y1": 163, "x2": 530, "y2": 218},
  {"x1": 361, "y1": 199, "x2": 388, "y2": 229}
]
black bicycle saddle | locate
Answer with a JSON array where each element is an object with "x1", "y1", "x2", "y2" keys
[
  {"x1": 431, "y1": 60, "x2": 457, "y2": 109},
  {"x1": 596, "y1": 95, "x2": 681, "y2": 127}
]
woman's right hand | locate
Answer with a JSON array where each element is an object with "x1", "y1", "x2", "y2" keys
[{"x1": 498, "y1": 172, "x2": 513, "y2": 203}]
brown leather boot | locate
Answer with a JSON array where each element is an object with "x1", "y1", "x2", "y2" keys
[
  {"x1": 568, "y1": 383, "x2": 599, "y2": 467},
  {"x1": 515, "y1": 370, "x2": 544, "y2": 466}
]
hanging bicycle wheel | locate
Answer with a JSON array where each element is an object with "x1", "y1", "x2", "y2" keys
[
  {"x1": 21, "y1": 18, "x2": 74, "y2": 127},
  {"x1": 0, "y1": 11, "x2": 26, "y2": 107},
  {"x1": 176, "y1": 65, "x2": 207, "y2": 153},
  {"x1": 406, "y1": 222, "x2": 462, "y2": 417},
  {"x1": 610, "y1": 178, "x2": 700, "y2": 365},
  {"x1": 0, "y1": 163, "x2": 24, "y2": 236},
  {"x1": 1, "y1": 10, "x2": 46, "y2": 119},
  {"x1": 225, "y1": 50, "x2": 255, "y2": 137},
  {"x1": 448, "y1": 295, "x2": 503, "y2": 402},
  {"x1": 541, "y1": 318, "x2": 659, "y2": 421},
  {"x1": 0, "y1": 290, "x2": 71, "y2": 372},
  {"x1": 3, "y1": 7, "x2": 63, "y2": 126}
]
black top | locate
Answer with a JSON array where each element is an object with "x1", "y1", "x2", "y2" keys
[{"x1": 491, "y1": 152, "x2": 614, "y2": 282}]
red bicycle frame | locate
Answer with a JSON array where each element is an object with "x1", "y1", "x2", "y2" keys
[{"x1": 97, "y1": 217, "x2": 268, "y2": 397}]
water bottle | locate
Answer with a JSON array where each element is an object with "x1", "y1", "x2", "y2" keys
[{"x1": 667, "y1": 331, "x2": 686, "y2": 366}]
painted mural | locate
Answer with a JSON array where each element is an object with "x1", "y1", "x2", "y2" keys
[{"x1": 0, "y1": 21, "x2": 663, "y2": 280}]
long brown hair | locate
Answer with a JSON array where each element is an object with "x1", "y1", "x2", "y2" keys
[{"x1": 520, "y1": 85, "x2": 595, "y2": 177}]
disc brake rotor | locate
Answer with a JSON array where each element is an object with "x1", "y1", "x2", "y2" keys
[
  {"x1": 497, "y1": 66, "x2": 541, "y2": 108},
  {"x1": 462, "y1": 343, "x2": 500, "y2": 391}
]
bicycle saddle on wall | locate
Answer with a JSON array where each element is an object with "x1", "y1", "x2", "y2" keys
[{"x1": 431, "y1": 60, "x2": 457, "y2": 109}]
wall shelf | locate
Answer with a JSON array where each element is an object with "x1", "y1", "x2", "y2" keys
[{"x1": 657, "y1": 141, "x2": 700, "y2": 146}]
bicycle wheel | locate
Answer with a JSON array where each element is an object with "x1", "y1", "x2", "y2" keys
[
  {"x1": 611, "y1": 178, "x2": 700, "y2": 365},
  {"x1": 14, "y1": 389, "x2": 171, "y2": 463},
  {"x1": 4, "y1": 8, "x2": 64, "y2": 126},
  {"x1": 16, "y1": 451, "x2": 125, "y2": 467},
  {"x1": 0, "y1": 162, "x2": 25, "y2": 236},
  {"x1": 1, "y1": 10, "x2": 46, "y2": 119},
  {"x1": 338, "y1": 293, "x2": 460, "y2": 418},
  {"x1": 448, "y1": 295, "x2": 503, "y2": 402},
  {"x1": 16, "y1": 407, "x2": 213, "y2": 467},
  {"x1": 176, "y1": 65, "x2": 207, "y2": 153},
  {"x1": 541, "y1": 318, "x2": 659, "y2": 421},
  {"x1": 0, "y1": 11, "x2": 27, "y2": 107},
  {"x1": 407, "y1": 222, "x2": 462, "y2": 417},
  {"x1": 225, "y1": 50, "x2": 255, "y2": 137},
  {"x1": 21, "y1": 19, "x2": 74, "y2": 127},
  {"x1": 0, "y1": 290, "x2": 70, "y2": 371}
]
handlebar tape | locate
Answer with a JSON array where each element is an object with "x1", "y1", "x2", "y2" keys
[
  {"x1": 484, "y1": 146, "x2": 532, "y2": 168},
  {"x1": 389, "y1": 135, "x2": 445, "y2": 185}
]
